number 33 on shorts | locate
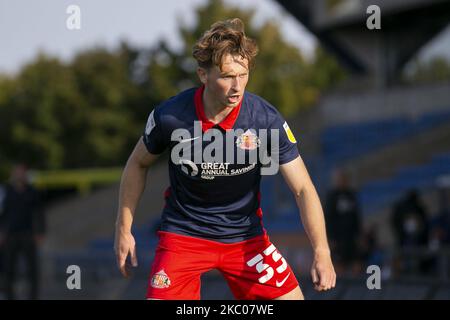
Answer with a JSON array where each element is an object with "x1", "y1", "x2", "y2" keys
[{"x1": 246, "y1": 244, "x2": 291, "y2": 287}]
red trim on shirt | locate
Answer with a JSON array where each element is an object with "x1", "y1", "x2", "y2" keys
[
  {"x1": 194, "y1": 85, "x2": 242, "y2": 132},
  {"x1": 163, "y1": 187, "x2": 171, "y2": 209},
  {"x1": 164, "y1": 187, "x2": 171, "y2": 199},
  {"x1": 257, "y1": 192, "x2": 268, "y2": 237}
]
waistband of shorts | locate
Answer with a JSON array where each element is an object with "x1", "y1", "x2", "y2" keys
[{"x1": 157, "y1": 230, "x2": 269, "y2": 247}]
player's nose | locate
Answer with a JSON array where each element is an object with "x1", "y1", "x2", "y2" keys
[{"x1": 231, "y1": 77, "x2": 242, "y2": 92}]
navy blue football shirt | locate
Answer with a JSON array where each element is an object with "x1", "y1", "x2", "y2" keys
[{"x1": 143, "y1": 86, "x2": 299, "y2": 243}]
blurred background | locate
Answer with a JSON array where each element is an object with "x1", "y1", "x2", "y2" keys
[{"x1": 1, "y1": 0, "x2": 450, "y2": 300}]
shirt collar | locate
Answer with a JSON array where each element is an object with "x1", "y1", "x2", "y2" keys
[{"x1": 194, "y1": 85, "x2": 242, "y2": 132}]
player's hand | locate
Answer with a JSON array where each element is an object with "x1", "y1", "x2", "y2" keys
[
  {"x1": 310, "y1": 249, "x2": 336, "y2": 291},
  {"x1": 114, "y1": 229, "x2": 138, "y2": 278}
]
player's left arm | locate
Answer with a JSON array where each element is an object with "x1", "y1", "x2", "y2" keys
[{"x1": 280, "y1": 156, "x2": 336, "y2": 291}]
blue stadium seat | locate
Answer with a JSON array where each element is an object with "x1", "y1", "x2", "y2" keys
[{"x1": 321, "y1": 110, "x2": 450, "y2": 164}]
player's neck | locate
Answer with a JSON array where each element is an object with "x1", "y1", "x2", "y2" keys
[{"x1": 202, "y1": 87, "x2": 234, "y2": 125}]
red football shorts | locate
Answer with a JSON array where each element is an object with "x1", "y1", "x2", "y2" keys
[{"x1": 146, "y1": 231, "x2": 299, "y2": 300}]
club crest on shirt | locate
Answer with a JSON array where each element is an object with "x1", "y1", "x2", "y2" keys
[
  {"x1": 236, "y1": 129, "x2": 260, "y2": 150},
  {"x1": 151, "y1": 269, "x2": 171, "y2": 289}
]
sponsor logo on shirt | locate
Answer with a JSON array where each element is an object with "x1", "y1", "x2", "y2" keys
[
  {"x1": 199, "y1": 163, "x2": 256, "y2": 180},
  {"x1": 178, "y1": 160, "x2": 257, "y2": 180},
  {"x1": 171, "y1": 121, "x2": 281, "y2": 176}
]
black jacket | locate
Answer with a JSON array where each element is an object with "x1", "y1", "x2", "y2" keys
[{"x1": 0, "y1": 184, "x2": 45, "y2": 236}]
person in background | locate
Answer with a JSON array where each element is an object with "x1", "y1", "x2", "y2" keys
[
  {"x1": 325, "y1": 168, "x2": 362, "y2": 275},
  {"x1": 0, "y1": 164, "x2": 45, "y2": 300},
  {"x1": 390, "y1": 189, "x2": 430, "y2": 275},
  {"x1": 391, "y1": 189, "x2": 429, "y2": 248}
]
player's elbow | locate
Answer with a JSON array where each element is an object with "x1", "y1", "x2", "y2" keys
[
  {"x1": 292, "y1": 181, "x2": 314, "y2": 199},
  {"x1": 126, "y1": 156, "x2": 147, "y2": 174},
  {"x1": 292, "y1": 185, "x2": 305, "y2": 199}
]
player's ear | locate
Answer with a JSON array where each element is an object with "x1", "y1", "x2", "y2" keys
[{"x1": 197, "y1": 67, "x2": 207, "y2": 85}]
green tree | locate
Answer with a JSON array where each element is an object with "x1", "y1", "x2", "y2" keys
[
  {"x1": 0, "y1": 47, "x2": 142, "y2": 176},
  {"x1": 70, "y1": 45, "x2": 141, "y2": 167},
  {"x1": 0, "y1": 56, "x2": 69, "y2": 171},
  {"x1": 0, "y1": 74, "x2": 18, "y2": 178},
  {"x1": 404, "y1": 56, "x2": 450, "y2": 84}
]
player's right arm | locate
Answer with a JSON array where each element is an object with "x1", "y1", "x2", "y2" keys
[{"x1": 114, "y1": 137, "x2": 159, "y2": 278}]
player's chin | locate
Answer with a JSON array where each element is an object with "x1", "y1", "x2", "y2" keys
[{"x1": 224, "y1": 101, "x2": 239, "y2": 108}]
